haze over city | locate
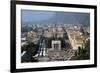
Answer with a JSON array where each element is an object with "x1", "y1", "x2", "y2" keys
[{"x1": 21, "y1": 10, "x2": 90, "y2": 26}]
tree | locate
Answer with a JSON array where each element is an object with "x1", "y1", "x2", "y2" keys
[
  {"x1": 21, "y1": 42, "x2": 39, "y2": 62},
  {"x1": 78, "y1": 46, "x2": 81, "y2": 55}
]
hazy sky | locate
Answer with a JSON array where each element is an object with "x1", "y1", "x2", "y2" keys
[
  {"x1": 21, "y1": 10, "x2": 90, "y2": 25},
  {"x1": 22, "y1": 10, "x2": 56, "y2": 22}
]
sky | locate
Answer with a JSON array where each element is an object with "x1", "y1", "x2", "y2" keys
[
  {"x1": 21, "y1": 10, "x2": 56, "y2": 22},
  {"x1": 21, "y1": 10, "x2": 90, "y2": 26}
]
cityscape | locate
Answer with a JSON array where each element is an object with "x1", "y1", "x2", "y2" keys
[{"x1": 21, "y1": 10, "x2": 90, "y2": 63}]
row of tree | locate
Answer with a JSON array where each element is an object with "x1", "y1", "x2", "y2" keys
[{"x1": 71, "y1": 39, "x2": 90, "y2": 60}]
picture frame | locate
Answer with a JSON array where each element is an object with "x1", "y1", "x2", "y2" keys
[{"x1": 10, "y1": 0, "x2": 97, "y2": 72}]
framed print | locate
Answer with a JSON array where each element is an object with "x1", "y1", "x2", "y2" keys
[{"x1": 10, "y1": 1, "x2": 97, "y2": 72}]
